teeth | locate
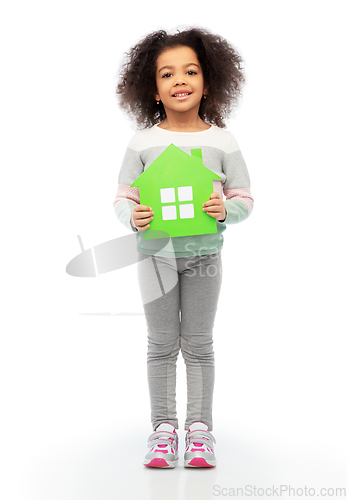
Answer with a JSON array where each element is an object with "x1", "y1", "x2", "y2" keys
[{"x1": 174, "y1": 93, "x2": 190, "y2": 97}]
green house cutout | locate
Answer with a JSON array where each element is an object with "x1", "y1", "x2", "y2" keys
[{"x1": 131, "y1": 144, "x2": 222, "y2": 240}]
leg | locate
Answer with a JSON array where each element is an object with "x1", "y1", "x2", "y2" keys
[
  {"x1": 137, "y1": 253, "x2": 181, "y2": 430},
  {"x1": 179, "y1": 253, "x2": 223, "y2": 431}
]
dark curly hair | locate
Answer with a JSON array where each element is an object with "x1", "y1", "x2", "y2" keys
[{"x1": 116, "y1": 27, "x2": 246, "y2": 129}]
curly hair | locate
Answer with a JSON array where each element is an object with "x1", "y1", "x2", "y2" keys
[{"x1": 116, "y1": 27, "x2": 246, "y2": 129}]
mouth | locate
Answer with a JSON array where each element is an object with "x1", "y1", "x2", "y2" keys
[{"x1": 172, "y1": 92, "x2": 192, "y2": 99}]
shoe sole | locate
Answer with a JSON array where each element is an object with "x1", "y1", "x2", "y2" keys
[
  {"x1": 184, "y1": 457, "x2": 216, "y2": 467},
  {"x1": 144, "y1": 457, "x2": 178, "y2": 468}
]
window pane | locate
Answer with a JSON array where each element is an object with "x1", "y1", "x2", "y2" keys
[
  {"x1": 162, "y1": 205, "x2": 177, "y2": 220},
  {"x1": 179, "y1": 204, "x2": 194, "y2": 219},
  {"x1": 160, "y1": 187, "x2": 175, "y2": 203},
  {"x1": 178, "y1": 186, "x2": 193, "y2": 202}
]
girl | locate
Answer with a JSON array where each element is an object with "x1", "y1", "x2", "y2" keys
[{"x1": 113, "y1": 27, "x2": 254, "y2": 468}]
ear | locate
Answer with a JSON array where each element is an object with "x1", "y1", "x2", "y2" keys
[{"x1": 154, "y1": 90, "x2": 160, "y2": 102}]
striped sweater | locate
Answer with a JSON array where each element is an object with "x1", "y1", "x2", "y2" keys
[{"x1": 113, "y1": 124, "x2": 254, "y2": 257}]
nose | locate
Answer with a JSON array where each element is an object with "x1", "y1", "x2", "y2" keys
[{"x1": 174, "y1": 75, "x2": 186, "y2": 86}]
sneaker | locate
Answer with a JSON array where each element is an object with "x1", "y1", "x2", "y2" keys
[
  {"x1": 184, "y1": 422, "x2": 216, "y2": 467},
  {"x1": 143, "y1": 423, "x2": 179, "y2": 468}
]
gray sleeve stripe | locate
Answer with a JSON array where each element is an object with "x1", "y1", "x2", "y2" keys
[
  {"x1": 223, "y1": 150, "x2": 251, "y2": 189},
  {"x1": 118, "y1": 148, "x2": 144, "y2": 185}
]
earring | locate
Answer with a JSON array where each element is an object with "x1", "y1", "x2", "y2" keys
[
  {"x1": 157, "y1": 100, "x2": 160, "y2": 105},
  {"x1": 203, "y1": 95, "x2": 206, "y2": 99}
]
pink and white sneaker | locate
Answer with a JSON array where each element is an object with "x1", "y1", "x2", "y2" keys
[
  {"x1": 143, "y1": 423, "x2": 179, "y2": 468},
  {"x1": 184, "y1": 422, "x2": 216, "y2": 467}
]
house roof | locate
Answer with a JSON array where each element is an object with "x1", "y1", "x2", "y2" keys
[{"x1": 131, "y1": 144, "x2": 221, "y2": 188}]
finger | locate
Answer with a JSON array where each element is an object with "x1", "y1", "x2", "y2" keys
[
  {"x1": 137, "y1": 224, "x2": 151, "y2": 232},
  {"x1": 136, "y1": 216, "x2": 153, "y2": 226},
  {"x1": 203, "y1": 204, "x2": 221, "y2": 212},
  {"x1": 134, "y1": 205, "x2": 153, "y2": 212},
  {"x1": 204, "y1": 211, "x2": 220, "y2": 219},
  {"x1": 203, "y1": 199, "x2": 222, "y2": 208},
  {"x1": 209, "y1": 192, "x2": 220, "y2": 199},
  {"x1": 134, "y1": 211, "x2": 153, "y2": 220}
]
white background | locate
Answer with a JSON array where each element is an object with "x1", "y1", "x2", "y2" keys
[{"x1": 1, "y1": 1, "x2": 346, "y2": 499}]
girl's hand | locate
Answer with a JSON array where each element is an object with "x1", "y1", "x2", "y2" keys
[
  {"x1": 203, "y1": 192, "x2": 226, "y2": 221},
  {"x1": 132, "y1": 205, "x2": 154, "y2": 232}
]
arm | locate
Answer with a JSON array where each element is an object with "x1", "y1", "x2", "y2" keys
[
  {"x1": 113, "y1": 140, "x2": 144, "y2": 232},
  {"x1": 222, "y1": 187, "x2": 254, "y2": 224},
  {"x1": 202, "y1": 187, "x2": 254, "y2": 223},
  {"x1": 220, "y1": 133, "x2": 254, "y2": 224},
  {"x1": 113, "y1": 184, "x2": 141, "y2": 232}
]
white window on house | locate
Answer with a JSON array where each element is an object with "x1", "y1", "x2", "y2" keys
[
  {"x1": 179, "y1": 203, "x2": 194, "y2": 219},
  {"x1": 160, "y1": 188, "x2": 175, "y2": 203},
  {"x1": 162, "y1": 205, "x2": 177, "y2": 220},
  {"x1": 178, "y1": 186, "x2": 193, "y2": 202},
  {"x1": 160, "y1": 186, "x2": 194, "y2": 220}
]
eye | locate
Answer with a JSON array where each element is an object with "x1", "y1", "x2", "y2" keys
[
  {"x1": 162, "y1": 72, "x2": 172, "y2": 78},
  {"x1": 187, "y1": 70, "x2": 197, "y2": 75}
]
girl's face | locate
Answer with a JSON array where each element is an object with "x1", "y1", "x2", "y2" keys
[{"x1": 155, "y1": 45, "x2": 207, "y2": 119}]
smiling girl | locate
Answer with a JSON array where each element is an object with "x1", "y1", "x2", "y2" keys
[{"x1": 114, "y1": 27, "x2": 254, "y2": 468}]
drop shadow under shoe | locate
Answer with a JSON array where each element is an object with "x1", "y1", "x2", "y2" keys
[
  {"x1": 184, "y1": 422, "x2": 216, "y2": 467},
  {"x1": 143, "y1": 423, "x2": 179, "y2": 468}
]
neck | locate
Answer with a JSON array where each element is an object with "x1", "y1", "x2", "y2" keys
[{"x1": 158, "y1": 109, "x2": 210, "y2": 132}]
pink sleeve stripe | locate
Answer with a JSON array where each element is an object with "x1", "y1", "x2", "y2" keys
[
  {"x1": 113, "y1": 184, "x2": 140, "y2": 207},
  {"x1": 224, "y1": 187, "x2": 254, "y2": 215},
  {"x1": 212, "y1": 180, "x2": 223, "y2": 197}
]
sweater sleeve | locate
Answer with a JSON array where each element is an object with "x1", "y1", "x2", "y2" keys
[
  {"x1": 113, "y1": 142, "x2": 143, "y2": 232},
  {"x1": 220, "y1": 134, "x2": 254, "y2": 224}
]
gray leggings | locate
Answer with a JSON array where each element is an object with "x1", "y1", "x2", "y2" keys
[{"x1": 137, "y1": 252, "x2": 222, "y2": 431}]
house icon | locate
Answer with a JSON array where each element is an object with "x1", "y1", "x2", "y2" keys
[{"x1": 131, "y1": 144, "x2": 221, "y2": 239}]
